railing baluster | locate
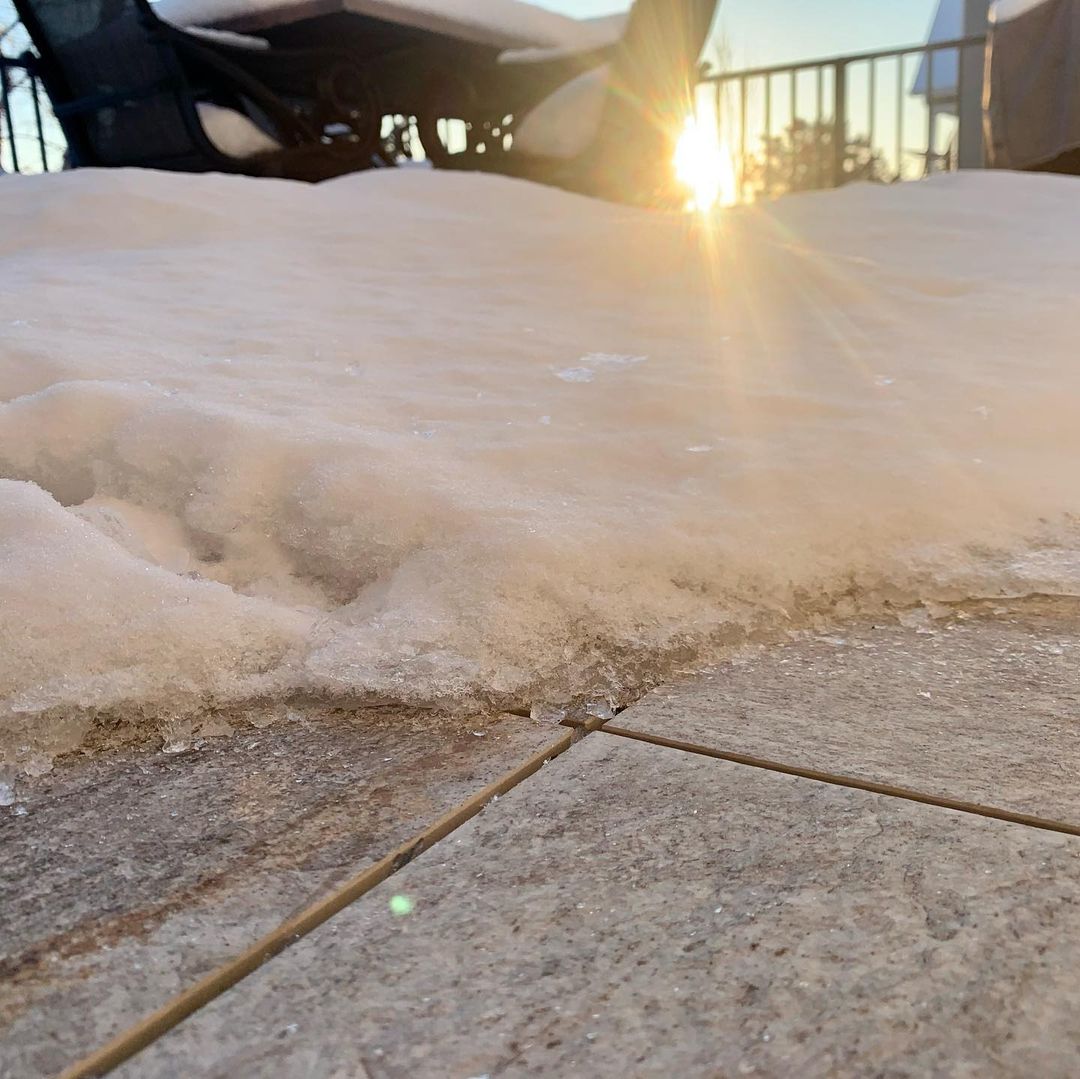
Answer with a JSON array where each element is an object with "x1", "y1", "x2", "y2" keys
[
  {"x1": 833, "y1": 60, "x2": 847, "y2": 187},
  {"x1": 790, "y1": 68, "x2": 797, "y2": 191},
  {"x1": 816, "y1": 65, "x2": 824, "y2": 188},
  {"x1": 868, "y1": 59, "x2": 876, "y2": 169},
  {"x1": 764, "y1": 73, "x2": 772, "y2": 196},
  {"x1": 896, "y1": 54, "x2": 904, "y2": 181},
  {"x1": 739, "y1": 75, "x2": 747, "y2": 202},
  {"x1": 31, "y1": 70, "x2": 48, "y2": 172},
  {"x1": 1, "y1": 62, "x2": 20, "y2": 174},
  {"x1": 955, "y1": 41, "x2": 965, "y2": 171},
  {"x1": 926, "y1": 43, "x2": 936, "y2": 175}
]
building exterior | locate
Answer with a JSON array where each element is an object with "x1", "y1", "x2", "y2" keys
[{"x1": 912, "y1": 0, "x2": 991, "y2": 167}]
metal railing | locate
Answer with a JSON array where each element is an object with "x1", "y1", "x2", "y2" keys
[
  {"x1": 698, "y1": 34, "x2": 988, "y2": 204},
  {"x1": 0, "y1": 48, "x2": 63, "y2": 173}
]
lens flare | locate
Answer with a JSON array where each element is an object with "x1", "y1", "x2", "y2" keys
[
  {"x1": 389, "y1": 894, "x2": 415, "y2": 916},
  {"x1": 674, "y1": 116, "x2": 737, "y2": 212}
]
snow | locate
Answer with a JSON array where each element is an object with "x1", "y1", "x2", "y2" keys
[
  {"x1": 512, "y1": 65, "x2": 610, "y2": 160},
  {"x1": 196, "y1": 102, "x2": 282, "y2": 158},
  {"x1": 155, "y1": 0, "x2": 625, "y2": 50},
  {"x1": 181, "y1": 25, "x2": 270, "y2": 48},
  {"x1": 498, "y1": 14, "x2": 629, "y2": 63},
  {"x1": 4, "y1": 167, "x2": 1080, "y2": 764}
]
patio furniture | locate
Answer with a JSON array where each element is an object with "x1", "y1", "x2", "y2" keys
[
  {"x1": 151, "y1": 0, "x2": 718, "y2": 202},
  {"x1": 12, "y1": 0, "x2": 399, "y2": 179},
  {"x1": 157, "y1": 0, "x2": 631, "y2": 170},
  {"x1": 426, "y1": 0, "x2": 722, "y2": 205}
]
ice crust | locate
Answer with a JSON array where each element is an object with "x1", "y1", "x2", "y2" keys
[{"x1": 3, "y1": 167, "x2": 1080, "y2": 760}]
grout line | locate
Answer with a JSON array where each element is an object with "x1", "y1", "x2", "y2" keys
[
  {"x1": 57, "y1": 715, "x2": 609, "y2": 1079},
  {"x1": 569, "y1": 720, "x2": 1080, "y2": 838}
]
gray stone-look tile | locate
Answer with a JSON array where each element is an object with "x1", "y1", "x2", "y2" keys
[
  {"x1": 121, "y1": 732, "x2": 1080, "y2": 1079},
  {"x1": 0, "y1": 710, "x2": 557, "y2": 1079},
  {"x1": 617, "y1": 600, "x2": 1080, "y2": 820}
]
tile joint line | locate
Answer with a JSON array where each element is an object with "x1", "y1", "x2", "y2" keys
[
  {"x1": 56, "y1": 714, "x2": 611, "y2": 1079},
  {"x1": 577, "y1": 719, "x2": 1080, "y2": 838}
]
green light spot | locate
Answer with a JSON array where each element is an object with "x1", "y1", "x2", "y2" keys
[{"x1": 389, "y1": 894, "x2": 415, "y2": 917}]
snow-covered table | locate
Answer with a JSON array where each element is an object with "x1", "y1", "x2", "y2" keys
[{"x1": 155, "y1": 0, "x2": 627, "y2": 52}]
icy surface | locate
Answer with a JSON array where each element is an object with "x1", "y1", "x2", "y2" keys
[{"x1": 3, "y1": 168, "x2": 1080, "y2": 760}]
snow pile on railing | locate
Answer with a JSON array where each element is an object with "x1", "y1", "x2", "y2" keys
[{"x1": 3, "y1": 167, "x2": 1080, "y2": 765}]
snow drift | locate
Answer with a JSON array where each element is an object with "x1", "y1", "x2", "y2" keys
[{"x1": 2, "y1": 167, "x2": 1080, "y2": 764}]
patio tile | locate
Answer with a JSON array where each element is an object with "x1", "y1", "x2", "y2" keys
[
  {"x1": 0, "y1": 709, "x2": 558, "y2": 1079},
  {"x1": 615, "y1": 598, "x2": 1080, "y2": 821},
  {"x1": 119, "y1": 732, "x2": 1080, "y2": 1079}
]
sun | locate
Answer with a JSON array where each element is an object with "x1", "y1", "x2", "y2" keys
[{"x1": 674, "y1": 115, "x2": 738, "y2": 212}]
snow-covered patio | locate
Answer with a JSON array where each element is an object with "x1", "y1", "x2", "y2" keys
[
  {"x1": 5, "y1": 167, "x2": 1080, "y2": 766},
  {"x1": 4, "y1": 165, "x2": 1080, "y2": 1075}
]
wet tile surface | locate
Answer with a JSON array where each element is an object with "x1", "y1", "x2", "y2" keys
[
  {"x1": 617, "y1": 600, "x2": 1080, "y2": 820},
  {"x1": 121, "y1": 733, "x2": 1080, "y2": 1079},
  {"x1": 0, "y1": 709, "x2": 557, "y2": 1079}
]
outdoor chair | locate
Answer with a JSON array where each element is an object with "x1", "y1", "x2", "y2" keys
[
  {"x1": 416, "y1": 0, "x2": 720, "y2": 206},
  {"x1": 12, "y1": 0, "x2": 402, "y2": 180}
]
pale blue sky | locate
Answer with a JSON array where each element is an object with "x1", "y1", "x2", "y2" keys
[{"x1": 535, "y1": 0, "x2": 941, "y2": 68}]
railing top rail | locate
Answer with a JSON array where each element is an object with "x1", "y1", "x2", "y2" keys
[
  {"x1": 0, "y1": 51, "x2": 38, "y2": 73},
  {"x1": 701, "y1": 34, "x2": 987, "y2": 84}
]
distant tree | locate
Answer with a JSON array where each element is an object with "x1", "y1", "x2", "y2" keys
[{"x1": 743, "y1": 118, "x2": 890, "y2": 199}]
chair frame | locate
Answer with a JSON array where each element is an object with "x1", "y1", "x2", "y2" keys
[{"x1": 12, "y1": 0, "x2": 393, "y2": 178}]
